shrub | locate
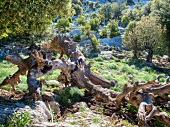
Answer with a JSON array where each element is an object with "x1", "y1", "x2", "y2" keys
[
  {"x1": 2, "y1": 112, "x2": 32, "y2": 127},
  {"x1": 107, "y1": 20, "x2": 121, "y2": 38},
  {"x1": 73, "y1": 34, "x2": 81, "y2": 42},
  {"x1": 76, "y1": 15, "x2": 86, "y2": 25},
  {"x1": 72, "y1": 4, "x2": 83, "y2": 15},
  {"x1": 57, "y1": 86, "x2": 85, "y2": 105},
  {"x1": 56, "y1": 18, "x2": 70, "y2": 33},
  {"x1": 121, "y1": 15, "x2": 130, "y2": 27},
  {"x1": 110, "y1": 86, "x2": 122, "y2": 92},
  {"x1": 88, "y1": 17, "x2": 101, "y2": 31},
  {"x1": 100, "y1": 27, "x2": 108, "y2": 38},
  {"x1": 90, "y1": 35, "x2": 101, "y2": 53}
]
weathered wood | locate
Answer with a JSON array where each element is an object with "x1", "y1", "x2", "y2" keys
[{"x1": 1, "y1": 34, "x2": 170, "y2": 126}]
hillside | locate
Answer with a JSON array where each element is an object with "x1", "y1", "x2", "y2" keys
[{"x1": 0, "y1": 0, "x2": 170, "y2": 127}]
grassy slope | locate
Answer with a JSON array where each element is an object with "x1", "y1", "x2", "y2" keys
[{"x1": 89, "y1": 55, "x2": 166, "y2": 87}]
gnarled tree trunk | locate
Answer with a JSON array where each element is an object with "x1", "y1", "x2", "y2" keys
[{"x1": 1, "y1": 34, "x2": 170, "y2": 126}]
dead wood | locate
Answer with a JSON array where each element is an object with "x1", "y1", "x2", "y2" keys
[{"x1": 1, "y1": 34, "x2": 170, "y2": 126}]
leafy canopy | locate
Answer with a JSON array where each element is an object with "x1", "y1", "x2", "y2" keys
[{"x1": 0, "y1": 0, "x2": 72, "y2": 39}]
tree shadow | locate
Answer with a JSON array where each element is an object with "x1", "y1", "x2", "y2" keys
[
  {"x1": 126, "y1": 58, "x2": 170, "y2": 75},
  {"x1": 0, "y1": 93, "x2": 37, "y2": 125}
]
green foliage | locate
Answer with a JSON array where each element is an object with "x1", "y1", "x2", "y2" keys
[
  {"x1": 153, "y1": 120, "x2": 165, "y2": 127},
  {"x1": 0, "y1": 0, "x2": 72, "y2": 40},
  {"x1": 2, "y1": 112, "x2": 32, "y2": 127},
  {"x1": 42, "y1": 70, "x2": 61, "y2": 81},
  {"x1": 90, "y1": 56, "x2": 160, "y2": 86},
  {"x1": 123, "y1": 21, "x2": 140, "y2": 58},
  {"x1": 72, "y1": 0, "x2": 82, "y2": 6},
  {"x1": 100, "y1": 20, "x2": 120, "y2": 38},
  {"x1": 90, "y1": 35, "x2": 101, "y2": 53},
  {"x1": 142, "y1": 1, "x2": 152, "y2": 16},
  {"x1": 90, "y1": 12, "x2": 99, "y2": 19},
  {"x1": 123, "y1": 15, "x2": 165, "y2": 61},
  {"x1": 121, "y1": 15, "x2": 130, "y2": 27},
  {"x1": 0, "y1": 62, "x2": 28, "y2": 92},
  {"x1": 72, "y1": 3, "x2": 83, "y2": 15},
  {"x1": 107, "y1": 20, "x2": 121, "y2": 38},
  {"x1": 136, "y1": 16, "x2": 165, "y2": 62},
  {"x1": 126, "y1": 104, "x2": 138, "y2": 112},
  {"x1": 80, "y1": 24, "x2": 91, "y2": 36},
  {"x1": 96, "y1": 106, "x2": 104, "y2": 114},
  {"x1": 151, "y1": 0, "x2": 170, "y2": 57},
  {"x1": 126, "y1": 0, "x2": 135, "y2": 5},
  {"x1": 99, "y1": 2, "x2": 126, "y2": 21},
  {"x1": 57, "y1": 86, "x2": 85, "y2": 105},
  {"x1": 73, "y1": 34, "x2": 81, "y2": 42},
  {"x1": 88, "y1": 17, "x2": 101, "y2": 31},
  {"x1": 110, "y1": 86, "x2": 122, "y2": 92},
  {"x1": 98, "y1": 3, "x2": 113, "y2": 21},
  {"x1": 89, "y1": 2, "x2": 97, "y2": 10},
  {"x1": 92, "y1": 118, "x2": 99, "y2": 124},
  {"x1": 76, "y1": 15, "x2": 87, "y2": 25},
  {"x1": 56, "y1": 18, "x2": 70, "y2": 33},
  {"x1": 100, "y1": 28, "x2": 108, "y2": 38}
]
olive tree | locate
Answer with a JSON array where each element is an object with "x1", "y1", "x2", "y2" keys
[
  {"x1": 0, "y1": 0, "x2": 72, "y2": 42},
  {"x1": 136, "y1": 16, "x2": 165, "y2": 62},
  {"x1": 151, "y1": 0, "x2": 170, "y2": 59},
  {"x1": 98, "y1": 2, "x2": 125, "y2": 21},
  {"x1": 123, "y1": 21, "x2": 141, "y2": 58}
]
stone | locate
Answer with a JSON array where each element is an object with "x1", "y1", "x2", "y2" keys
[
  {"x1": 48, "y1": 101, "x2": 60, "y2": 114},
  {"x1": 43, "y1": 92, "x2": 56, "y2": 101},
  {"x1": 89, "y1": 123, "x2": 100, "y2": 127}
]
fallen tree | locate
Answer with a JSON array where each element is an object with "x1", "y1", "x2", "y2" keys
[{"x1": 0, "y1": 34, "x2": 170, "y2": 126}]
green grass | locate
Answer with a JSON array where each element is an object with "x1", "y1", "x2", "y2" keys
[
  {"x1": 41, "y1": 70, "x2": 61, "y2": 80},
  {"x1": 1, "y1": 112, "x2": 32, "y2": 127},
  {"x1": 89, "y1": 56, "x2": 163, "y2": 86},
  {"x1": 0, "y1": 54, "x2": 166, "y2": 93},
  {"x1": 0, "y1": 62, "x2": 61, "y2": 92}
]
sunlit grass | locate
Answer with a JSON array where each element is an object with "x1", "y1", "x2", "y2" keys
[
  {"x1": 0, "y1": 54, "x2": 167, "y2": 93},
  {"x1": 0, "y1": 62, "x2": 61, "y2": 92},
  {"x1": 89, "y1": 56, "x2": 165, "y2": 87}
]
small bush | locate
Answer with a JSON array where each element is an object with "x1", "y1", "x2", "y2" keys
[
  {"x1": 90, "y1": 35, "x2": 101, "y2": 53},
  {"x1": 95, "y1": 56, "x2": 104, "y2": 62},
  {"x1": 108, "y1": 63, "x2": 118, "y2": 69},
  {"x1": 100, "y1": 28, "x2": 108, "y2": 38},
  {"x1": 126, "y1": 103, "x2": 138, "y2": 112},
  {"x1": 110, "y1": 86, "x2": 122, "y2": 92},
  {"x1": 57, "y1": 86, "x2": 85, "y2": 105},
  {"x1": 73, "y1": 34, "x2": 81, "y2": 42},
  {"x1": 2, "y1": 112, "x2": 32, "y2": 127}
]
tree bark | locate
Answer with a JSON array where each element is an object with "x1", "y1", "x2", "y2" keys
[
  {"x1": 133, "y1": 50, "x2": 138, "y2": 59},
  {"x1": 146, "y1": 49, "x2": 153, "y2": 63},
  {"x1": 1, "y1": 35, "x2": 170, "y2": 126}
]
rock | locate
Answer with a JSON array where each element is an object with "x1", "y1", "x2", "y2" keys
[
  {"x1": 15, "y1": 102, "x2": 25, "y2": 107},
  {"x1": 79, "y1": 40, "x2": 91, "y2": 46},
  {"x1": 70, "y1": 29, "x2": 81, "y2": 37},
  {"x1": 32, "y1": 101, "x2": 52, "y2": 122},
  {"x1": 90, "y1": 123, "x2": 100, "y2": 127},
  {"x1": 17, "y1": 101, "x2": 52, "y2": 123},
  {"x1": 43, "y1": 92, "x2": 57, "y2": 101},
  {"x1": 100, "y1": 36, "x2": 122, "y2": 47},
  {"x1": 162, "y1": 55, "x2": 169, "y2": 62},
  {"x1": 47, "y1": 101, "x2": 60, "y2": 114}
]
